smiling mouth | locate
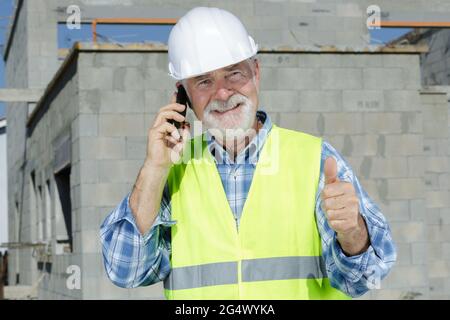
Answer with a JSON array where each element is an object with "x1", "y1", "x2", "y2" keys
[{"x1": 213, "y1": 103, "x2": 242, "y2": 115}]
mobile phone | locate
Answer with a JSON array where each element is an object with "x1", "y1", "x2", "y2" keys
[{"x1": 170, "y1": 85, "x2": 191, "y2": 129}]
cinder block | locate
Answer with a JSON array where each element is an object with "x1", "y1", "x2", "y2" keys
[
  {"x1": 98, "y1": 160, "x2": 142, "y2": 184},
  {"x1": 363, "y1": 68, "x2": 405, "y2": 90},
  {"x1": 79, "y1": 160, "x2": 98, "y2": 184},
  {"x1": 253, "y1": 29, "x2": 285, "y2": 46},
  {"x1": 308, "y1": 30, "x2": 336, "y2": 46},
  {"x1": 79, "y1": 89, "x2": 101, "y2": 114},
  {"x1": 99, "y1": 114, "x2": 146, "y2": 137},
  {"x1": 80, "y1": 207, "x2": 100, "y2": 231},
  {"x1": 281, "y1": 68, "x2": 320, "y2": 90},
  {"x1": 320, "y1": 68, "x2": 362, "y2": 90},
  {"x1": 323, "y1": 135, "x2": 345, "y2": 152},
  {"x1": 426, "y1": 191, "x2": 450, "y2": 209},
  {"x1": 387, "y1": 178, "x2": 424, "y2": 200},
  {"x1": 428, "y1": 260, "x2": 450, "y2": 279},
  {"x1": 411, "y1": 242, "x2": 428, "y2": 265},
  {"x1": 76, "y1": 114, "x2": 98, "y2": 137},
  {"x1": 364, "y1": 156, "x2": 409, "y2": 179},
  {"x1": 385, "y1": 134, "x2": 423, "y2": 156},
  {"x1": 298, "y1": 90, "x2": 343, "y2": 112},
  {"x1": 82, "y1": 253, "x2": 104, "y2": 278},
  {"x1": 98, "y1": 274, "x2": 130, "y2": 299},
  {"x1": 144, "y1": 90, "x2": 173, "y2": 114},
  {"x1": 345, "y1": 135, "x2": 379, "y2": 156},
  {"x1": 395, "y1": 243, "x2": 412, "y2": 266},
  {"x1": 121, "y1": 68, "x2": 146, "y2": 91},
  {"x1": 378, "y1": 200, "x2": 409, "y2": 222},
  {"x1": 407, "y1": 156, "x2": 425, "y2": 178},
  {"x1": 426, "y1": 208, "x2": 442, "y2": 225},
  {"x1": 343, "y1": 90, "x2": 384, "y2": 112},
  {"x1": 144, "y1": 68, "x2": 175, "y2": 91},
  {"x1": 381, "y1": 265, "x2": 428, "y2": 289},
  {"x1": 258, "y1": 54, "x2": 299, "y2": 68},
  {"x1": 426, "y1": 157, "x2": 449, "y2": 173},
  {"x1": 298, "y1": 55, "x2": 341, "y2": 68},
  {"x1": 92, "y1": 52, "x2": 145, "y2": 68},
  {"x1": 322, "y1": 113, "x2": 364, "y2": 135},
  {"x1": 81, "y1": 183, "x2": 130, "y2": 208},
  {"x1": 99, "y1": 90, "x2": 145, "y2": 114},
  {"x1": 279, "y1": 112, "x2": 321, "y2": 135},
  {"x1": 254, "y1": 1, "x2": 282, "y2": 16},
  {"x1": 340, "y1": 55, "x2": 382, "y2": 68},
  {"x1": 391, "y1": 220, "x2": 426, "y2": 243},
  {"x1": 144, "y1": 53, "x2": 168, "y2": 69},
  {"x1": 126, "y1": 137, "x2": 147, "y2": 160},
  {"x1": 79, "y1": 67, "x2": 114, "y2": 90},
  {"x1": 78, "y1": 137, "x2": 126, "y2": 160},
  {"x1": 410, "y1": 199, "x2": 426, "y2": 221},
  {"x1": 336, "y1": 3, "x2": 362, "y2": 17},
  {"x1": 259, "y1": 90, "x2": 300, "y2": 112},
  {"x1": 128, "y1": 282, "x2": 165, "y2": 299},
  {"x1": 384, "y1": 90, "x2": 421, "y2": 111},
  {"x1": 442, "y1": 243, "x2": 450, "y2": 260}
]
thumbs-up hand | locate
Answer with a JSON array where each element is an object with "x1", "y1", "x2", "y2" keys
[{"x1": 321, "y1": 157, "x2": 369, "y2": 256}]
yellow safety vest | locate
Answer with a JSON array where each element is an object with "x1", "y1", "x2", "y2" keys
[{"x1": 164, "y1": 125, "x2": 351, "y2": 300}]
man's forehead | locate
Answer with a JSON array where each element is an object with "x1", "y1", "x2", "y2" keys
[{"x1": 190, "y1": 62, "x2": 247, "y2": 80}]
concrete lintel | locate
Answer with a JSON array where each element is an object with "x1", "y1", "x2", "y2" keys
[{"x1": 0, "y1": 89, "x2": 43, "y2": 102}]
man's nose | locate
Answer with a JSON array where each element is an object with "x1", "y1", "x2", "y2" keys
[{"x1": 212, "y1": 79, "x2": 235, "y2": 101}]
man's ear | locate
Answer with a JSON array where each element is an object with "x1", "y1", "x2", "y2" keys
[{"x1": 253, "y1": 58, "x2": 261, "y2": 91}]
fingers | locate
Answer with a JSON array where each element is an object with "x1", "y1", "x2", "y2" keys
[
  {"x1": 327, "y1": 219, "x2": 359, "y2": 235},
  {"x1": 322, "y1": 194, "x2": 359, "y2": 211},
  {"x1": 171, "y1": 91, "x2": 177, "y2": 104},
  {"x1": 152, "y1": 122, "x2": 180, "y2": 140},
  {"x1": 153, "y1": 109, "x2": 186, "y2": 128},
  {"x1": 321, "y1": 181, "x2": 354, "y2": 199},
  {"x1": 159, "y1": 102, "x2": 186, "y2": 113},
  {"x1": 326, "y1": 207, "x2": 352, "y2": 221}
]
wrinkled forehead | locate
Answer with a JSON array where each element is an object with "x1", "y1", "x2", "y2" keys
[{"x1": 187, "y1": 58, "x2": 255, "y2": 82}]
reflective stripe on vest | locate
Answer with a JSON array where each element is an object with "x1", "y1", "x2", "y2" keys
[{"x1": 164, "y1": 256, "x2": 326, "y2": 290}]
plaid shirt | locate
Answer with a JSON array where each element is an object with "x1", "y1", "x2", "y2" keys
[{"x1": 100, "y1": 110, "x2": 396, "y2": 298}]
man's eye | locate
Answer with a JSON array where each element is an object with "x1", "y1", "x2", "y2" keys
[
  {"x1": 197, "y1": 79, "x2": 212, "y2": 87},
  {"x1": 228, "y1": 71, "x2": 244, "y2": 80}
]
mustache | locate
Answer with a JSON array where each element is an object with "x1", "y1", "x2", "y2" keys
[{"x1": 205, "y1": 94, "x2": 249, "y2": 113}]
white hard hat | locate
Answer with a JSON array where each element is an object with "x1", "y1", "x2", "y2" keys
[{"x1": 168, "y1": 7, "x2": 258, "y2": 80}]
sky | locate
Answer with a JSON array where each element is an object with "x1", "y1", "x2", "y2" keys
[
  {"x1": 0, "y1": 0, "x2": 14, "y2": 119},
  {"x1": 0, "y1": 0, "x2": 412, "y2": 120}
]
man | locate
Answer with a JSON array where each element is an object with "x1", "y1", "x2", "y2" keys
[{"x1": 100, "y1": 7, "x2": 396, "y2": 299}]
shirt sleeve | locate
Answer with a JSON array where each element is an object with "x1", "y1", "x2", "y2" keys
[
  {"x1": 315, "y1": 141, "x2": 397, "y2": 298},
  {"x1": 99, "y1": 184, "x2": 175, "y2": 288}
]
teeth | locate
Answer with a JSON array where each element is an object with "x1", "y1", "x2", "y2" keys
[{"x1": 215, "y1": 103, "x2": 241, "y2": 113}]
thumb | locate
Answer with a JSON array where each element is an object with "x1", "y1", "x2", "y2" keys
[{"x1": 324, "y1": 157, "x2": 338, "y2": 185}]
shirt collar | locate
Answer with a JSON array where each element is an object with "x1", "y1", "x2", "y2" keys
[{"x1": 205, "y1": 109, "x2": 273, "y2": 165}]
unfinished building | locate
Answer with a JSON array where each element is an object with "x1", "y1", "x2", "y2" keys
[{"x1": 2, "y1": 0, "x2": 450, "y2": 299}]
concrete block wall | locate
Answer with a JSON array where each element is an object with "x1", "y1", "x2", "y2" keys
[
  {"x1": 64, "y1": 50, "x2": 435, "y2": 299},
  {"x1": 5, "y1": 0, "x2": 450, "y2": 300},
  {"x1": 260, "y1": 52, "x2": 430, "y2": 299},
  {"x1": 74, "y1": 51, "x2": 169, "y2": 299},
  {"x1": 12, "y1": 48, "x2": 447, "y2": 300},
  {"x1": 421, "y1": 91, "x2": 450, "y2": 299},
  {"x1": 25, "y1": 62, "x2": 82, "y2": 299}
]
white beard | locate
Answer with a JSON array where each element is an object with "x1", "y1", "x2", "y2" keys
[{"x1": 202, "y1": 94, "x2": 256, "y2": 140}]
